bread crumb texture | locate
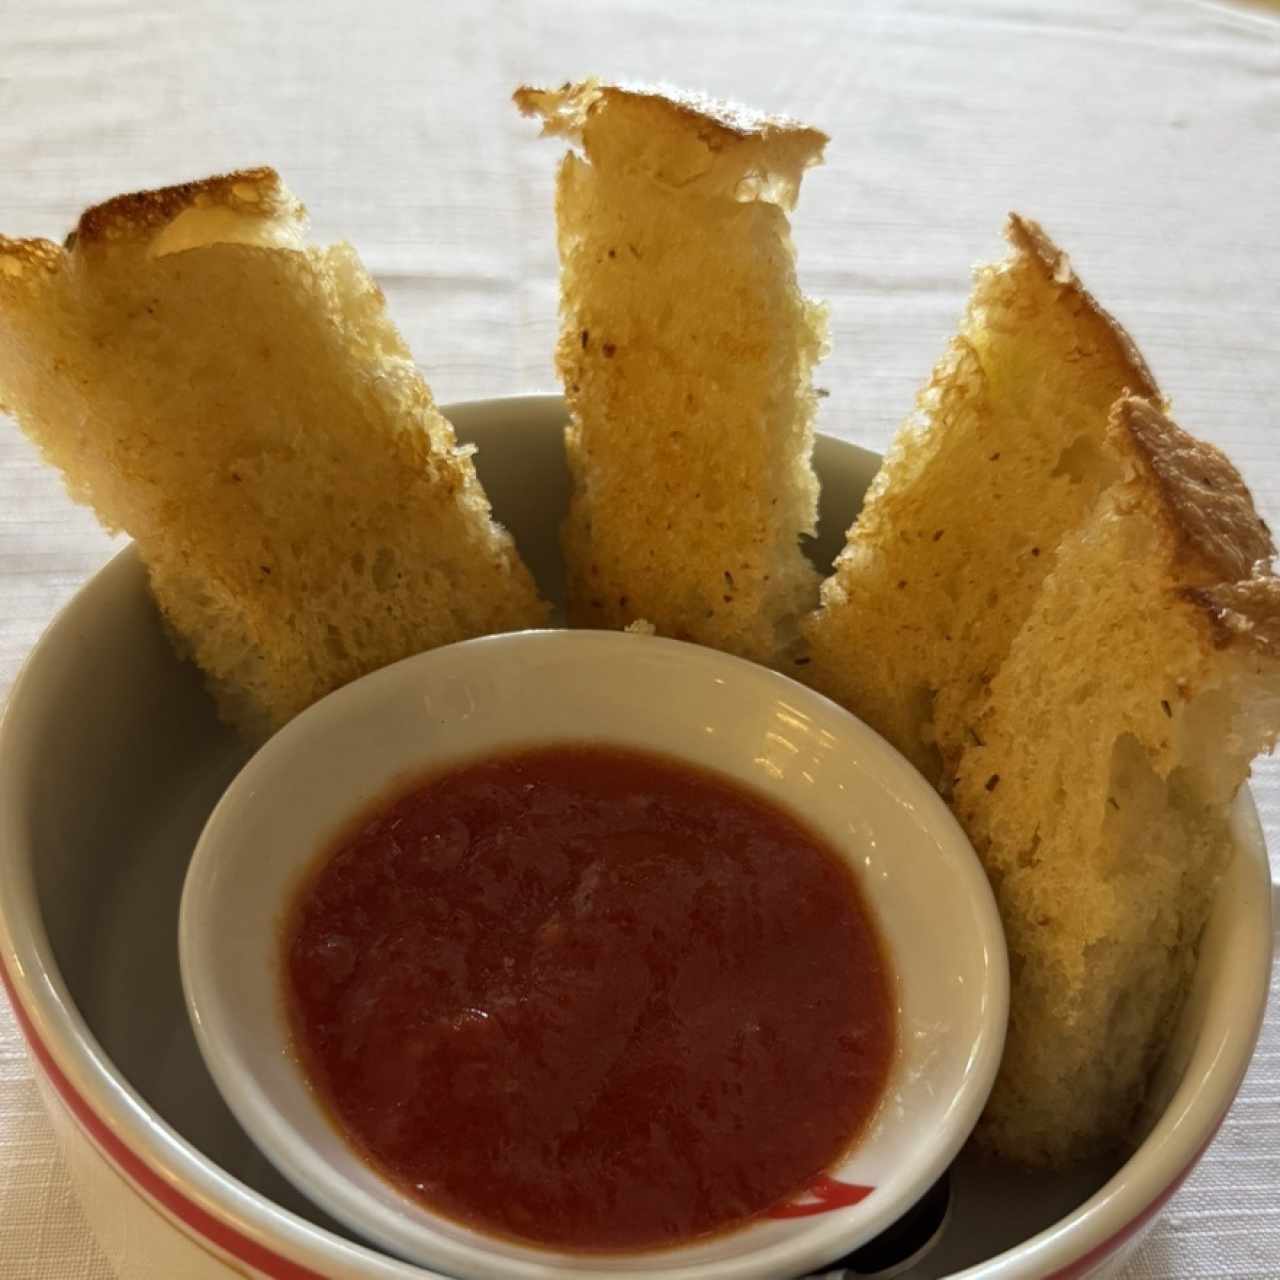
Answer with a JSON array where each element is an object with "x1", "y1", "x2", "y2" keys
[
  {"x1": 802, "y1": 215, "x2": 1161, "y2": 782},
  {"x1": 951, "y1": 397, "x2": 1280, "y2": 1166},
  {"x1": 0, "y1": 168, "x2": 547, "y2": 737},
  {"x1": 516, "y1": 80, "x2": 828, "y2": 665},
  {"x1": 801, "y1": 212, "x2": 1279, "y2": 1165}
]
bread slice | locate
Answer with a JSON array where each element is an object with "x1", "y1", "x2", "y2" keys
[
  {"x1": 515, "y1": 80, "x2": 828, "y2": 665},
  {"x1": 0, "y1": 169, "x2": 547, "y2": 737},
  {"x1": 800, "y1": 216, "x2": 1160, "y2": 782},
  {"x1": 950, "y1": 397, "x2": 1280, "y2": 1166}
]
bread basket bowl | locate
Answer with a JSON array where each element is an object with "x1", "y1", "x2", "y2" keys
[{"x1": 0, "y1": 395, "x2": 1271, "y2": 1279}]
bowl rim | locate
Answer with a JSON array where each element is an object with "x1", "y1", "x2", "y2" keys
[
  {"x1": 178, "y1": 625, "x2": 1009, "y2": 1279},
  {"x1": 0, "y1": 392, "x2": 1273, "y2": 1280}
]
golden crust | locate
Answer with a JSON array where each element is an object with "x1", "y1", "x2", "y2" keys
[
  {"x1": 0, "y1": 236, "x2": 64, "y2": 279},
  {"x1": 515, "y1": 79, "x2": 827, "y2": 147},
  {"x1": 1006, "y1": 214, "x2": 1161, "y2": 402},
  {"x1": 514, "y1": 79, "x2": 826, "y2": 209},
  {"x1": 1184, "y1": 577, "x2": 1280, "y2": 657},
  {"x1": 1114, "y1": 396, "x2": 1275, "y2": 583},
  {"x1": 69, "y1": 166, "x2": 298, "y2": 250},
  {"x1": 2, "y1": 169, "x2": 305, "y2": 288}
]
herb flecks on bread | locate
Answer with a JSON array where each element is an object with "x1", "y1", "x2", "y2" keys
[
  {"x1": 801, "y1": 215, "x2": 1160, "y2": 782},
  {"x1": 516, "y1": 80, "x2": 828, "y2": 665},
  {"x1": 951, "y1": 397, "x2": 1280, "y2": 1166},
  {"x1": 0, "y1": 169, "x2": 547, "y2": 737}
]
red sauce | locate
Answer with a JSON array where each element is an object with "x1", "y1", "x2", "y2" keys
[{"x1": 284, "y1": 744, "x2": 894, "y2": 1251}]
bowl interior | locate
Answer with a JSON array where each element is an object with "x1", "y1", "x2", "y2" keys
[
  {"x1": 3, "y1": 394, "x2": 1272, "y2": 1280},
  {"x1": 180, "y1": 630, "x2": 1006, "y2": 1278}
]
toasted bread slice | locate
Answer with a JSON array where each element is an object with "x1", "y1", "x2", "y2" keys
[
  {"x1": 951, "y1": 397, "x2": 1279, "y2": 1165},
  {"x1": 801, "y1": 216, "x2": 1160, "y2": 781},
  {"x1": 0, "y1": 169, "x2": 547, "y2": 737},
  {"x1": 515, "y1": 81, "x2": 828, "y2": 664}
]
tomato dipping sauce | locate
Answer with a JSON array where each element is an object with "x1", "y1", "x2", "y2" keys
[{"x1": 283, "y1": 744, "x2": 894, "y2": 1252}]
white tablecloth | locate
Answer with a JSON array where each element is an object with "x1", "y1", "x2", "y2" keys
[{"x1": 1, "y1": 1, "x2": 1277, "y2": 1275}]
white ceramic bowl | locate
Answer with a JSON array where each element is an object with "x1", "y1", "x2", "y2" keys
[
  {"x1": 180, "y1": 629, "x2": 1008, "y2": 1280},
  {"x1": 0, "y1": 396, "x2": 1273, "y2": 1280}
]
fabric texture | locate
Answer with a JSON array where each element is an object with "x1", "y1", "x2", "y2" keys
[{"x1": 0, "y1": 0, "x2": 1277, "y2": 1275}]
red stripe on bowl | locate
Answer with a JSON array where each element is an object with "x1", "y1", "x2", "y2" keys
[
  {"x1": 1043, "y1": 1121, "x2": 1223, "y2": 1280},
  {"x1": 766, "y1": 1174, "x2": 875, "y2": 1218},
  {"x1": 0, "y1": 956, "x2": 327, "y2": 1280}
]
